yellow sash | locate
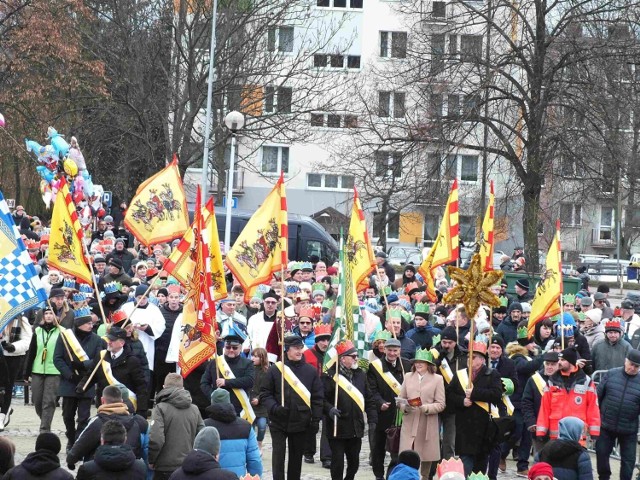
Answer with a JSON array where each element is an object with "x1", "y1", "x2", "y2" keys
[
  {"x1": 275, "y1": 362, "x2": 311, "y2": 408},
  {"x1": 216, "y1": 355, "x2": 256, "y2": 424},
  {"x1": 335, "y1": 374, "x2": 365, "y2": 413},
  {"x1": 532, "y1": 372, "x2": 546, "y2": 396},
  {"x1": 99, "y1": 351, "x2": 138, "y2": 410},
  {"x1": 430, "y1": 348, "x2": 454, "y2": 384},
  {"x1": 370, "y1": 358, "x2": 401, "y2": 395},
  {"x1": 456, "y1": 369, "x2": 489, "y2": 413},
  {"x1": 60, "y1": 327, "x2": 89, "y2": 362}
]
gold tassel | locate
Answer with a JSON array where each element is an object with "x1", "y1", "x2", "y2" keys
[{"x1": 41, "y1": 348, "x2": 47, "y2": 363}]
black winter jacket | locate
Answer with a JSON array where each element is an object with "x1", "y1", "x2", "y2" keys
[
  {"x1": 2, "y1": 450, "x2": 73, "y2": 480},
  {"x1": 157, "y1": 304, "x2": 183, "y2": 363},
  {"x1": 66, "y1": 403, "x2": 148, "y2": 465},
  {"x1": 432, "y1": 345, "x2": 468, "y2": 414},
  {"x1": 496, "y1": 316, "x2": 519, "y2": 344},
  {"x1": 507, "y1": 343, "x2": 543, "y2": 409},
  {"x1": 260, "y1": 357, "x2": 324, "y2": 433},
  {"x1": 75, "y1": 445, "x2": 146, "y2": 480},
  {"x1": 168, "y1": 450, "x2": 238, "y2": 480},
  {"x1": 53, "y1": 330, "x2": 105, "y2": 398},
  {"x1": 200, "y1": 355, "x2": 254, "y2": 415},
  {"x1": 597, "y1": 366, "x2": 640, "y2": 434},
  {"x1": 366, "y1": 357, "x2": 411, "y2": 431},
  {"x1": 522, "y1": 370, "x2": 549, "y2": 429},
  {"x1": 322, "y1": 366, "x2": 378, "y2": 439}
]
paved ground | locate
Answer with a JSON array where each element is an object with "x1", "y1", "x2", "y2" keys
[{"x1": 2, "y1": 398, "x2": 616, "y2": 479}]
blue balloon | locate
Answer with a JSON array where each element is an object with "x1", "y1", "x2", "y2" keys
[{"x1": 47, "y1": 127, "x2": 70, "y2": 158}]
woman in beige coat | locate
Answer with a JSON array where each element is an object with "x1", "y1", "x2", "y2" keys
[{"x1": 398, "y1": 348, "x2": 446, "y2": 480}]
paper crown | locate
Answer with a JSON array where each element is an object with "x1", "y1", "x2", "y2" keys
[
  {"x1": 437, "y1": 458, "x2": 466, "y2": 480},
  {"x1": 285, "y1": 282, "x2": 300, "y2": 294},
  {"x1": 312, "y1": 282, "x2": 325, "y2": 292},
  {"x1": 314, "y1": 323, "x2": 332, "y2": 337},
  {"x1": 111, "y1": 310, "x2": 127, "y2": 324},
  {"x1": 499, "y1": 296, "x2": 509, "y2": 307},
  {"x1": 300, "y1": 261, "x2": 313, "y2": 271},
  {"x1": 24, "y1": 239, "x2": 40, "y2": 249},
  {"x1": 221, "y1": 322, "x2": 248, "y2": 341},
  {"x1": 289, "y1": 261, "x2": 302, "y2": 272},
  {"x1": 471, "y1": 338, "x2": 488, "y2": 356},
  {"x1": 502, "y1": 378, "x2": 515, "y2": 396},
  {"x1": 517, "y1": 326, "x2": 529, "y2": 340},
  {"x1": 415, "y1": 303, "x2": 430, "y2": 314},
  {"x1": 40, "y1": 234, "x2": 49, "y2": 244},
  {"x1": 381, "y1": 285, "x2": 392, "y2": 295},
  {"x1": 299, "y1": 306, "x2": 316, "y2": 319},
  {"x1": 431, "y1": 334, "x2": 441, "y2": 346},
  {"x1": 72, "y1": 293, "x2": 86, "y2": 303},
  {"x1": 468, "y1": 473, "x2": 490, "y2": 480},
  {"x1": 322, "y1": 299, "x2": 334, "y2": 309},
  {"x1": 103, "y1": 281, "x2": 122, "y2": 295},
  {"x1": 336, "y1": 339, "x2": 357, "y2": 356},
  {"x1": 239, "y1": 474, "x2": 260, "y2": 480},
  {"x1": 605, "y1": 318, "x2": 622, "y2": 331},
  {"x1": 331, "y1": 276, "x2": 339, "y2": 286},
  {"x1": 373, "y1": 330, "x2": 392, "y2": 342},
  {"x1": 74, "y1": 306, "x2": 92, "y2": 319},
  {"x1": 63, "y1": 278, "x2": 75, "y2": 289},
  {"x1": 398, "y1": 294, "x2": 410, "y2": 303},
  {"x1": 414, "y1": 348, "x2": 435, "y2": 364},
  {"x1": 386, "y1": 309, "x2": 402, "y2": 320},
  {"x1": 167, "y1": 284, "x2": 181, "y2": 295},
  {"x1": 563, "y1": 294, "x2": 576, "y2": 304},
  {"x1": 79, "y1": 284, "x2": 94, "y2": 295}
]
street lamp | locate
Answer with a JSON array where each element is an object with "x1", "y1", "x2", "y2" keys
[{"x1": 223, "y1": 110, "x2": 245, "y2": 252}]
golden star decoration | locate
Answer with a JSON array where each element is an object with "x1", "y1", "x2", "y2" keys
[{"x1": 444, "y1": 253, "x2": 504, "y2": 319}]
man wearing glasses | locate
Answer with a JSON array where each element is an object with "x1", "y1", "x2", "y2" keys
[
  {"x1": 293, "y1": 307, "x2": 316, "y2": 348},
  {"x1": 200, "y1": 331, "x2": 254, "y2": 417}
]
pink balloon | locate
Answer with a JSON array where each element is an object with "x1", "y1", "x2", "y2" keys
[{"x1": 0, "y1": 113, "x2": 5, "y2": 128}]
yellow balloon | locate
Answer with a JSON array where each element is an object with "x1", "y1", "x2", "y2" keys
[{"x1": 63, "y1": 157, "x2": 78, "y2": 177}]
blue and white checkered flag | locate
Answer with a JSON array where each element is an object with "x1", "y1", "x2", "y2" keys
[{"x1": 0, "y1": 191, "x2": 47, "y2": 332}]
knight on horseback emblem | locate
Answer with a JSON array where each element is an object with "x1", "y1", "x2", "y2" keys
[
  {"x1": 234, "y1": 217, "x2": 281, "y2": 278},
  {"x1": 130, "y1": 183, "x2": 183, "y2": 231}
]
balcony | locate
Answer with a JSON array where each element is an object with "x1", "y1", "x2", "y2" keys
[
  {"x1": 591, "y1": 227, "x2": 616, "y2": 248},
  {"x1": 209, "y1": 169, "x2": 245, "y2": 196}
]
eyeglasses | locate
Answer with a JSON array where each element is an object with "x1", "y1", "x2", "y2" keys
[
  {"x1": 299, "y1": 321, "x2": 312, "y2": 325},
  {"x1": 225, "y1": 345, "x2": 240, "y2": 350},
  {"x1": 348, "y1": 354, "x2": 358, "y2": 359},
  {"x1": 264, "y1": 301, "x2": 277, "y2": 305}
]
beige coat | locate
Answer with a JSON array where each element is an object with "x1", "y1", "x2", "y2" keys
[{"x1": 398, "y1": 370, "x2": 446, "y2": 461}]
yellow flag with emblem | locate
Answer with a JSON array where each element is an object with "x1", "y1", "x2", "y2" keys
[{"x1": 346, "y1": 187, "x2": 376, "y2": 292}]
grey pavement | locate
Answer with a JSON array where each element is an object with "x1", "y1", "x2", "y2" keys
[{"x1": 2, "y1": 397, "x2": 614, "y2": 479}]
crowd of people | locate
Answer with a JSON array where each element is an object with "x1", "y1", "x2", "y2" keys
[{"x1": 1, "y1": 205, "x2": 639, "y2": 480}]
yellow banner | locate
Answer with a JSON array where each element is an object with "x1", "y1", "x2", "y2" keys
[
  {"x1": 369, "y1": 358, "x2": 401, "y2": 395},
  {"x1": 216, "y1": 355, "x2": 256, "y2": 423},
  {"x1": 275, "y1": 362, "x2": 311, "y2": 408},
  {"x1": 98, "y1": 351, "x2": 138, "y2": 410},
  {"x1": 48, "y1": 178, "x2": 92, "y2": 284},
  {"x1": 456, "y1": 368, "x2": 489, "y2": 412},
  {"x1": 336, "y1": 373, "x2": 365, "y2": 412},
  {"x1": 346, "y1": 188, "x2": 376, "y2": 292},
  {"x1": 124, "y1": 156, "x2": 189, "y2": 247},
  {"x1": 60, "y1": 327, "x2": 89, "y2": 362}
]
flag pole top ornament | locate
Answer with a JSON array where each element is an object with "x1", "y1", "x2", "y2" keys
[{"x1": 444, "y1": 253, "x2": 503, "y2": 319}]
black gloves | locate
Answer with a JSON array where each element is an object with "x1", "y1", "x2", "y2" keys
[
  {"x1": 75, "y1": 383, "x2": 85, "y2": 394},
  {"x1": 273, "y1": 405, "x2": 290, "y2": 419},
  {"x1": 329, "y1": 407, "x2": 342, "y2": 419},
  {"x1": 71, "y1": 360, "x2": 84, "y2": 371},
  {"x1": 1, "y1": 342, "x2": 15, "y2": 353},
  {"x1": 310, "y1": 421, "x2": 320, "y2": 434}
]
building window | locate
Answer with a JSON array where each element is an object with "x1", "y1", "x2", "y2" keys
[
  {"x1": 460, "y1": 35, "x2": 482, "y2": 62},
  {"x1": 373, "y1": 212, "x2": 400, "y2": 240},
  {"x1": 261, "y1": 146, "x2": 290, "y2": 174},
  {"x1": 378, "y1": 91, "x2": 405, "y2": 118},
  {"x1": 375, "y1": 151, "x2": 403, "y2": 178},
  {"x1": 431, "y1": 34, "x2": 445, "y2": 74},
  {"x1": 313, "y1": 54, "x2": 361, "y2": 70},
  {"x1": 265, "y1": 86, "x2": 292, "y2": 114},
  {"x1": 459, "y1": 215, "x2": 476, "y2": 243},
  {"x1": 448, "y1": 34, "x2": 458, "y2": 56},
  {"x1": 267, "y1": 26, "x2": 294, "y2": 53},
  {"x1": 463, "y1": 94, "x2": 480, "y2": 116},
  {"x1": 443, "y1": 154, "x2": 478, "y2": 182},
  {"x1": 307, "y1": 173, "x2": 355, "y2": 190},
  {"x1": 380, "y1": 31, "x2": 407, "y2": 58},
  {"x1": 317, "y1": 0, "x2": 362, "y2": 8},
  {"x1": 309, "y1": 113, "x2": 358, "y2": 128},
  {"x1": 447, "y1": 94, "x2": 460, "y2": 117},
  {"x1": 423, "y1": 214, "x2": 440, "y2": 243},
  {"x1": 430, "y1": 93, "x2": 444, "y2": 118},
  {"x1": 432, "y1": 1, "x2": 446, "y2": 17},
  {"x1": 560, "y1": 203, "x2": 582, "y2": 227},
  {"x1": 560, "y1": 156, "x2": 578, "y2": 177}
]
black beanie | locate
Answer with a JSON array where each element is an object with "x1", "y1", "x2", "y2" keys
[
  {"x1": 35, "y1": 432, "x2": 61, "y2": 454},
  {"x1": 398, "y1": 450, "x2": 421, "y2": 470},
  {"x1": 440, "y1": 326, "x2": 458, "y2": 343},
  {"x1": 559, "y1": 347, "x2": 578, "y2": 366}
]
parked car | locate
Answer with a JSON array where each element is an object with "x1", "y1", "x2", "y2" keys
[{"x1": 387, "y1": 246, "x2": 422, "y2": 267}]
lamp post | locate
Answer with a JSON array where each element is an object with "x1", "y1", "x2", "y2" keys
[
  {"x1": 223, "y1": 110, "x2": 245, "y2": 252},
  {"x1": 200, "y1": 0, "x2": 219, "y2": 194}
]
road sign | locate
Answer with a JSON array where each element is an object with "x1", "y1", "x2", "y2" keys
[
  {"x1": 102, "y1": 191, "x2": 112, "y2": 208},
  {"x1": 222, "y1": 197, "x2": 238, "y2": 209}
]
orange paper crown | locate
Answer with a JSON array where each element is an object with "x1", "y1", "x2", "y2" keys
[
  {"x1": 605, "y1": 318, "x2": 622, "y2": 331},
  {"x1": 299, "y1": 306, "x2": 316, "y2": 320},
  {"x1": 239, "y1": 475, "x2": 260, "y2": 480},
  {"x1": 336, "y1": 339, "x2": 356, "y2": 356},
  {"x1": 314, "y1": 323, "x2": 332, "y2": 337},
  {"x1": 111, "y1": 310, "x2": 127, "y2": 324},
  {"x1": 471, "y1": 341, "x2": 488, "y2": 356},
  {"x1": 437, "y1": 458, "x2": 465, "y2": 480}
]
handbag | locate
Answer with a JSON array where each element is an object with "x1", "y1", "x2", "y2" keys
[
  {"x1": 488, "y1": 415, "x2": 515, "y2": 445},
  {"x1": 385, "y1": 409, "x2": 403, "y2": 454}
]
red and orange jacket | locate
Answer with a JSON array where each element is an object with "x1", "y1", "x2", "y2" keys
[{"x1": 536, "y1": 368, "x2": 600, "y2": 440}]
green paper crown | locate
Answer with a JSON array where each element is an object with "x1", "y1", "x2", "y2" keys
[
  {"x1": 517, "y1": 326, "x2": 529, "y2": 340},
  {"x1": 312, "y1": 282, "x2": 324, "y2": 291},
  {"x1": 431, "y1": 334, "x2": 441, "y2": 347},
  {"x1": 330, "y1": 276, "x2": 339, "y2": 286},
  {"x1": 373, "y1": 330, "x2": 393, "y2": 342},
  {"x1": 468, "y1": 473, "x2": 490, "y2": 480},
  {"x1": 501, "y1": 378, "x2": 515, "y2": 396},
  {"x1": 387, "y1": 309, "x2": 402, "y2": 320},
  {"x1": 577, "y1": 312, "x2": 586, "y2": 321},
  {"x1": 500, "y1": 296, "x2": 509, "y2": 307},
  {"x1": 322, "y1": 299, "x2": 335, "y2": 309},
  {"x1": 250, "y1": 291, "x2": 263, "y2": 300},
  {"x1": 382, "y1": 285, "x2": 392, "y2": 296},
  {"x1": 414, "y1": 348, "x2": 435, "y2": 364},
  {"x1": 550, "y1": 314, "x2": 561, "y2": 322},
  {"x1": 563, "y1": 294, "x2": 576, "y2": 304},
  {"x1": 415, "y1": 303, "x2": 430, "y2": 314}
]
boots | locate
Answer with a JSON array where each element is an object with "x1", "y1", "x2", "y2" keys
[{"x1": 4, "y1": 407, "x2": 13, "y2": 427}]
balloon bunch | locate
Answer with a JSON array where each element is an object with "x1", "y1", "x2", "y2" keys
[{"x1": 25, "y1": 127, "x2": 95, "y2": 209}]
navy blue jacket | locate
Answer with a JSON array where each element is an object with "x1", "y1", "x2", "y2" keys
[
  {"x1": 597, "y1": 366, "x2": 640, "y2": 434},
  {"x1": 406, "y1": 325, "x2": 440, "y2": 349},
  {"x1": 522, "y1": 370, "x2": 549, "y2": 429},
  {"x1": 536, "y1": 440, "x2": 593, "y2": 480},
  {"x1": 496, "y1": 316, "x2": 519, "y2": 344},
  {"x1": 506, "y1": 343, "x2": 543, "y2": 409}
]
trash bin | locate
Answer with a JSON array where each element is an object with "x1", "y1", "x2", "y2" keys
[{"x1": 627, "y1": 266, "x2": 638, "y2": 281}]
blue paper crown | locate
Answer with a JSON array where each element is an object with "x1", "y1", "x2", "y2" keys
[
  {"x1": 286, "y1": 283, "x2": 300, "y2": 294},
  {"x1": 300, "y1": 261, "x2": 313, "y2": 270},
  {"x1": 74, "y1": 306, "x2": 92, "y2": 318},
  {"x1": 72, "y1": 293, "x2": 85, "y2": 303},
  {"x1": 79, "y1": 284, "x2": 94, "y2": 295},
  {"x1": 103, "y1": 281, "x2": 122, "y2": 295},
  {"x1": 63, "y1": 278, "x2": 75, "y2": 289}
]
